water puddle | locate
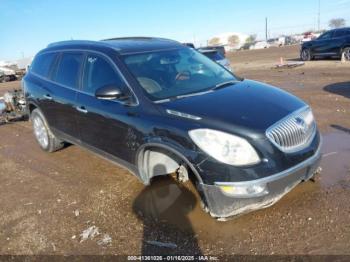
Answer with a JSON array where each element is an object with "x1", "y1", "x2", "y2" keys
[
  {"x1": 320, "y1": 129, "x2": 350, "y2": 187},
  {"x1": 132, "y1": 176, "x2": 248, "y2": 240}
]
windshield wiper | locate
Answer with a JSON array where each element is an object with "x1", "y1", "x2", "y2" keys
[
  {"x1": 211, "y1": 80, "x2": 240, "y2": 91},
  {"x1": 155, "y1": 80, "x2": 240, "y2": 103}
]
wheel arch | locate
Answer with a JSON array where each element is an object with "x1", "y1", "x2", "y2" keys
[{"x1": 136, "y1": 142, "x2": 203, "y2": 185}]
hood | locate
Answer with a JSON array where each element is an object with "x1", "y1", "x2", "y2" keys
[{"x1": 159, "y1": 79, "x2": 306, "y2": 136}]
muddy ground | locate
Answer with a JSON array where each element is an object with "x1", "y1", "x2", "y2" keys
[{"x1": 0, "y1": 45, "x2": 349, "y2": 256}]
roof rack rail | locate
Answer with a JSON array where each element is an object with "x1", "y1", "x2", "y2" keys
[
  {"x1": 101, "y1": 36, "x2": 156, "y2": 41},
  {"x1": 47, "y1": 40, "x2": 99, "y2": 48}
]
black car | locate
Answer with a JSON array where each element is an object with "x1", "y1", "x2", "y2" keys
[
  {"x1": 23, "y1": 37, "x2": 321, "y2": 219},
  {"x1": 301, "y1": 27, "x2": 350, "y2": 61}
]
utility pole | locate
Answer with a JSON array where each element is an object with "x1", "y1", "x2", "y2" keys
[
  {"x1": 265, "y1": 17, "x2": 268, "y2": 41},
  {"x1": 317, "y1": 0, "x2": 321, "y2": 31}
]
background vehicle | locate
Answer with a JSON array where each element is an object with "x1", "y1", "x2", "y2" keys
[
  {"x1": 300, "y1": 27, "x2": 350, "y2": 61},
  {"x1": 182, "y1": 42, "x2": 195, "y2": 48},
  {"x1": 198, "y1": 49, "x2": 231, "y2": 71},
  {"x1": 268, "y1": 37, "x2": 287, "y2": 47},
  {"x1": 0, "y1": 66, "x2": 17, "y2": 82},
  {"x1": 198, "y1": 45, "x2": 226, "y2": 57},
  {"x1": 249, "y1": 41, "x2": 270, "y2": 50}
]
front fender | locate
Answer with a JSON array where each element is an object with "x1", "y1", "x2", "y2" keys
[{"x1": 135, "y1": 138, "x2": 203, "y2": 185}]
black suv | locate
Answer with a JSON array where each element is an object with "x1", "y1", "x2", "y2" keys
[
  {"x1": 23, "y1": 37, "x2": 321, "y2": 219},
  {"x1": 301, "y1": 27, "x2": 350, "y2": 61}
]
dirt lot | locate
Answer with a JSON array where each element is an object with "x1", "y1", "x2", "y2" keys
[{"x1": 0, "y1": 45, "x2": 350, "y2": 256}]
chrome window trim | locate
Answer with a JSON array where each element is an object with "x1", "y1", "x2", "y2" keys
[{"x1": 31, "y1": 48, "x2": 139, "y2": 106}]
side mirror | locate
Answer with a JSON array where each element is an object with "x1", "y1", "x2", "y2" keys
[{"x1": 95, "y1": 85, "x2": 127, "y2": 100}]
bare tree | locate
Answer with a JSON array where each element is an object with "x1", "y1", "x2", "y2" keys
[
  {"x1": 246, "y1": 34, "x2": 257, "y2": 44},
  {"x1": 208, "y1": 37, "x2": 221, "y2": 46},
  {"x1": 228, "y1": 35, "x2": 240, "y2": 47},
  {"x1": 329, "y1": 18, "x2": 346, "y2": 29}
]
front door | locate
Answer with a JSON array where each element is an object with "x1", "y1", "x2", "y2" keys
[
  {"x1": 312, "y1": 31, "x2": 334, "y2": 55},
  {"x1": 75, "y1": 53, "x2": 136, "y2": 162}
]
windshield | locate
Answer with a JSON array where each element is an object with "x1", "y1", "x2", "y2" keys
[{"x1": 122, "y1": 48, "x2": 237, "y2": 101}]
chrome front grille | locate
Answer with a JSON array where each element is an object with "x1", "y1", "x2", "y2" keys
[{"x1": 266, "y1": 107, "x2": 316, "y2": 153}]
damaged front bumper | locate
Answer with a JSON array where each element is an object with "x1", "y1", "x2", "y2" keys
[{"x1": 198, "y1": 143, "x2": 322, "y2": 220}]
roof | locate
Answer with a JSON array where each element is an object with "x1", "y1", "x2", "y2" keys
[{"x1": 46, "y1": 37, "x2": 183, "y2": 55}]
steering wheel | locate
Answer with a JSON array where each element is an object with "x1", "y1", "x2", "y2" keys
[{"x1": 175, "y1": 70, "x2": 191, "y2": 81}]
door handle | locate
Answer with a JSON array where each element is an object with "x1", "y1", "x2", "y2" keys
[
  {"x1": 43, "y1": 94, "x2": 52, "y2": 100},
  {"x1": 76, "y1": 106, "x2": 88, "y2": 114}
]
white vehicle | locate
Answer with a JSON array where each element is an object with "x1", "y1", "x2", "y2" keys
[
  {"x1": 249, "y1": 41, "x2": 270, "y2": 50},
  {"x1": 0, "y1": 66, "x2": 15, "y2": 76},
  {"x1": 0, "y1": 66, "x2": 16, "y2": 82},
  {"x1": 268, "y1": 37, "x2": 286, "y2": 47}
]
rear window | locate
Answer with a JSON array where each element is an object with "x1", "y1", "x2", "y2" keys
[
  {"x1": 31, "y1": 53, "x2": 57, "y2": 77},
  {"x1": 54, "y1": 53, "x2": 83, "y2": 89}
]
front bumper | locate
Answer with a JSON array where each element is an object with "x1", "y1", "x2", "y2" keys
[{"x1": 198, "y1": 142, "x2": 322, "y2": 220}]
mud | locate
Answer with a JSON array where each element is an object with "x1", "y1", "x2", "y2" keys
[{"x1": 0, "y1": 45, "x2": 350, "y2": 255}]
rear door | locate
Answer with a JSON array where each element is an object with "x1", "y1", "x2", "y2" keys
[
  {"x1": 49, "y1": 52, "x2": 84, "y2": 138},
  {"x1": 330, "y1": 29, "x2": 347, "y2": 55},
  {"x1": 75, "y1": 52, "x2": 135, "y2": 162},
  {"x1": 311, "y1": 31, "x2": 334, "y2": 55},
  {"x1": 29, "y1": 52, "x2": 59, "y2": 123}
]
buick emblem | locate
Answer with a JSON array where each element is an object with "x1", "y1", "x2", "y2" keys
[{"x1": 295, "y1": 117, "x2": 308, "y2": 134}]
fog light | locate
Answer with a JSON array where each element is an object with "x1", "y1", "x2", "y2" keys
[{"x1": 217, "y1": 183, "x2": 268, "y2": 198}]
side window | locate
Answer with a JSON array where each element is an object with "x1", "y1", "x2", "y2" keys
[
  {"x1": 54, "y1": 53, "x2": 83, "y2": 89},
  {"x1": 318, "y1": 31, "x2": 332, "y2": 40},
  {"x1": 334, "y1": 30, "x2": 345, "y2": 38},
  {"x1": 82, "y1": 54, "x2": 124, "y2": 94},
  {"x1": 31, "y1": 53, "x2": 57, "y2": 78}
]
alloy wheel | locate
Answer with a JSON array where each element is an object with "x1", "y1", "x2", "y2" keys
[{"x1": 33, "y1": 116, "x2": 49, "y2": 148}]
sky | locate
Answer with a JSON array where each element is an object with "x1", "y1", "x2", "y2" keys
[{"x1": 1, "y1": 0, "x2": 350, "y2": 61}]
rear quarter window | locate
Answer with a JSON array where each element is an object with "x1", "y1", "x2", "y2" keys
[
  {"x1": 53, "y1": 53, "x2": 84, "y2": 89},
  {"x1": 31, "y1": 53, "x2": 57, "y2": 78}
]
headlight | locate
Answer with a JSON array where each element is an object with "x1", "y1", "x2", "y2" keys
[{"x1": 189, "y1": 129, "x2": 260, "y2": 166}]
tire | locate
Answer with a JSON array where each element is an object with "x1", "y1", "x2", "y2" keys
[
  {"x1": 300, "y1": 48, "x2": 312, "y2": 61},
  {"x1": 341, "y1": 47, "x2": 350, "y2": 61},
  {"x1": 31, "y1": 108, "x2": 64, "y2": 152}
]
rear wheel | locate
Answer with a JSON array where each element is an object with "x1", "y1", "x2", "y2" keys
[
  {"x1": 301, "y1": 49, "x2": 312, "y2": 61},
  {"x1": 341, "y1": 47, "x2": 350, "y2": 61},
  {"x1": 31, "y1": 108, "x2": 64, "y2": 152}
]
